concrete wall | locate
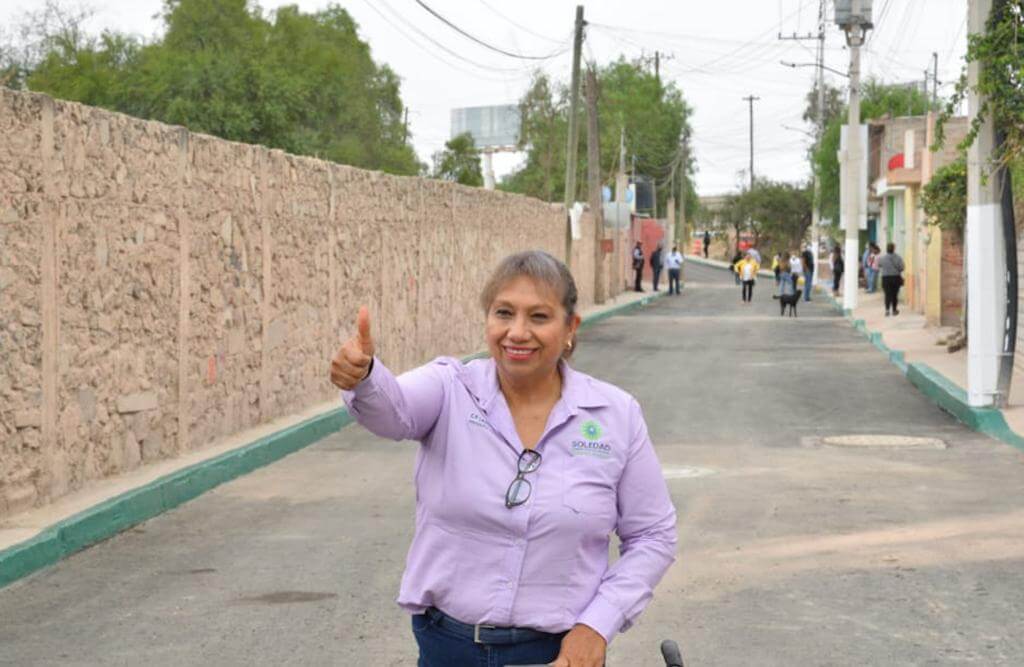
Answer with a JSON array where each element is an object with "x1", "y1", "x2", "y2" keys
[{"x1": 0, "y1": 89, "x2": 598, "y2": 517}]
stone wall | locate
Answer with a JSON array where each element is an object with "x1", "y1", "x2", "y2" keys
[{"x1": 0, "y1": 89, "x2": 598, "y2": 517}]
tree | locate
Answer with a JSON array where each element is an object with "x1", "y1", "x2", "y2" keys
[
  {"x1": 502, "y1": 58, "x2": 695, "y2": 218},
  {"x1": 921, "y1": 156, "x2": 967, "y2": 238},
  {"x1": 742, "y1": 179, "x2": 813, "y2": 251},
  {"x1": 8, "y1": 0, "x2": 420, "y2": 175},
  {"x1": 812, "y1": 78, "x2": 933, "y2": 223},
  {"x1": 432, "y1": 132, "x2": 483, "y2": 186},
  {"x1": 802, "y1": 80, "x2": 844, "y2": 130},
  {"x1": 500, "y1": 71, "x2": 568, "y2": 201}
]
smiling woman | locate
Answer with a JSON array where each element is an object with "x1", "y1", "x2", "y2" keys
[{"x1": 328, "y1": 250, "x2": 678, "y2": 667}]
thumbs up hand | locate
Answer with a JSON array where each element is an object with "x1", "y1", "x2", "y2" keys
[{"x1": 330, "y1": 306, "x2": 375, "y2": 390}]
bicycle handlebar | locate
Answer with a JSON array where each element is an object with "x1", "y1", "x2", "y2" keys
[{"x1": 505, "y1": 639, "x2": 684, "y2": 667}]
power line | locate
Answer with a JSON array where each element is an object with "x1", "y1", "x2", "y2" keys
[
  {"x1": 366, "y1": 0, "x2": 539, "y2": 78},
  {"x1": 413, "y1": 0, "x2": 570, "y2": 60},
  {"x1": 476, "y1": 0, "x2": 565, "y2": 45}
]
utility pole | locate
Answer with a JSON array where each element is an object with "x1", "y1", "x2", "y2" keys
[
  {"x1": 779, "y1": 4, "x2": 826, "y2": 281},
  {"x1": 563, "y1": 5, "x2": 585, "y2": 262},
  {"x1": 585, "y1": 65, "x2": 606, "y2": 304},
  {"x1": 932, "y1": 51, "x2": 939, "y2": 107},
  {"x1": 923, "y1": 69, "x2": 930, "y2": 101},
  {"x1": 742, "y1": 95, "x2": 760, "y2": 190},
  {"x1": 678, "y1": 137, "x2": 689, "y2": 249},
  {"x1": 965, "y1": 0, "x2": 1009, "y2": 407},
  {"x1": 838, "y1": 0, "x2": 872, "y2": 311},
  {"x1": 403, "y1": 107, "x2": 410, "y2": 146},
  {"x1": 615, "y1": 127, "x2": 628, "y2": 294}
]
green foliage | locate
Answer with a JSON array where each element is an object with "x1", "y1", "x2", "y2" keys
[
  {"x1": 742, "y1": 179, "x2": 813, "y2": 251},
  {"x1": 13, "y1": 0, "x2": 419, "y2": 175},
  {"x1": 500, "y1": 72, "x2": 567, "y2": 201},
  {"x1": 936, "y1": 1, "x2": 1023, "y2": 172},
  {"x1": 432, "y1": 132, "x2": 483, "y2": 187},
  {"x1": 812, "y1": 78, "x2": 933, "y2": 223},
  {"x1": 802, "y1": 80, "x2": 845, "y2": 128},
  {"x1": 921, "y1": 156, "x2": 967, "y2": 236},
  {"x1": 503, "y1": 58, "x2": 694, "y2": 217}
]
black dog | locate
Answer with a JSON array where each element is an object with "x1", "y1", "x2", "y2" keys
[{"x1": 779, "y1": 289, "x2": 802, "y2": 317}]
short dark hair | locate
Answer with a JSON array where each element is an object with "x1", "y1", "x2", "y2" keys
[
  {"x1": 479, "y1": 251, "x2": 579, "y2": 357},
  {"x1": 887, "y1": 243, "x2": 895, "y2": 253}
]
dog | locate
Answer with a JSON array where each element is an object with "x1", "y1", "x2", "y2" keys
[{"x1": 779, "y1": 289, "x2": 802, "y2": 317}]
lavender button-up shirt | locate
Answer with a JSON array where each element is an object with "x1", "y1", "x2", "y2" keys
[{"x1": 341, "y1": 355, "x2": 677, "y2": 643}]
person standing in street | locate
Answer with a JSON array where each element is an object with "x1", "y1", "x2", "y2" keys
[
  {"x1": 735, "y1": 252, "x2": 759, "y2": 303},
  {"x1": 703, "y1": 230, "x2": 711, "y2": 258},
  {"x1": 650, "y1": 241, "x2": 664, "y2": 292},
  {"x1": 831, "y1": 246, "x2": 844, "y2": 296},
  {"x1": 788, "y1": 250, "x2": 803, "y2": 288},
  {"x1": 329, "y1": 250, "x2": 677, "y2": 667},
  {"x1": 665, "y1": 245, "x2": 683, "y2": 295},
  {"x1": 731, "y1": 249, "x2": 744, "y2": 285},
  {"x1": 801, "y1": 245, "x2": 815, "y2": 302},
  {"x1": 632, "y1": 241, "x2": 645, "y2": 292},
  {"x1": 878, "y1": 243, "x2": 905, "y2": 316}
]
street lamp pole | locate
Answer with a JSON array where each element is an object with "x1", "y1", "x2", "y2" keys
[{"x1": 838, "y1": 0, "x2": 872, "y2": 311}]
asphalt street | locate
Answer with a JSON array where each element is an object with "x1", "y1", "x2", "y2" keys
[{"x1": 2, "y1": 262, "x2": 1023, "y2": 666}]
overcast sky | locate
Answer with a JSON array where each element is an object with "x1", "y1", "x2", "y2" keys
[{"x1": 2, "y1": 0, "x2": 968, "y2": 195}]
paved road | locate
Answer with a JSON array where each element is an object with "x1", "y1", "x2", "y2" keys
[{"x1": 3, "y1": 262, "x2": 1024, "y2": 666}]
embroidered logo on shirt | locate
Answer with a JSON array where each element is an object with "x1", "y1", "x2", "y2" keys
[
  {"x1": 468, "y1": 412, "x2": 489, "y2": 429},
  {"x1": 570, "y1": 440, "x2": 612, "y2": 459},
  {"x1": 581, "y1": 420, "x2": 603, "y2": 440},
  {"x1": 572, "y1": 421, "x2": 612, "y2": 458}
]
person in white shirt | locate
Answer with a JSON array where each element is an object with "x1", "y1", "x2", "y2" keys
[
  {"x1": 789, "y1": 251, "x2": 803, "y2": 277},
  {"x1": 665, "y1": 246, "x2": 684, "y2": 295}
]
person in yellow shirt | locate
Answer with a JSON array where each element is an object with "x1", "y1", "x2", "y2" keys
[{"x1": 734, "y1": 253, "x2": 760, "y2": 303}]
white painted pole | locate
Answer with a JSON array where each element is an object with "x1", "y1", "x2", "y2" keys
[
  {"x1": 482, "y1": 151, "x2": 495, "y2": 190},
  {"x1": 842, "y1": 1, "x2": 864, "y2": 312},
  {"x1": 966, "y1": 0, "x2": 1005, "y2": 407}
]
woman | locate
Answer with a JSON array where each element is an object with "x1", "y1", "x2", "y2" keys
[
  {"x1": 877, "y1": 242, "x2": 905, "y2": 316},
  {"x1": 329, "y1": 251, "x2": 677, "y2": 667},
  {"x1": 831, "y1": 246, "x2": 844, "y2": 296},
  {"x1": 734, "y1": 252, "x2": 760, "y2": 303}
]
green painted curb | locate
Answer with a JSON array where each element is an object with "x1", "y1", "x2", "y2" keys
[
  {"x1": 819, "y1": 286, "x2": 1024, "y2": 453},
  {"x1": 0, "y1": 407, "x2": 352, "y2": 589},
  {"x1": 579, "y1": 291, "x2": 665, "y2": 329},
  {"x1": 905, "y1": 363, "x2": 1024, "y2": 452},
  {"x1": 0, "y1": 292, "x2": 663, "y2": 590}
]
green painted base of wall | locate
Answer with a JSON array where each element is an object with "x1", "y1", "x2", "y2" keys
[
  {"x1": 0, "y1": 291, "x2": 664, "y2": 590},
  {"x1": 0, "y1": 407, "x2": 352, "y2": 589}
]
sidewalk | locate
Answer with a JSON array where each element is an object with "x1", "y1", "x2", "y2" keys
[
  {"x1": 0, "y1": 287, "x2": 663, "y2": 587},
  {"x1": 689, "y1": 254, "x2": 1024, "y2": 452},
  {"x1": 825, "y1": 284, "x2": 1024, "y2": 452}
]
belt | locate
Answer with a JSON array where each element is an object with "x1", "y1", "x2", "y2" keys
[{"x1": 423, "y1": 607, "x2": 565, "y2": 645}]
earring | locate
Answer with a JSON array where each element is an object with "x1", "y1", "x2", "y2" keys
[{"x1": 566, "y1": 340, "x2": 573, "y2": 350}]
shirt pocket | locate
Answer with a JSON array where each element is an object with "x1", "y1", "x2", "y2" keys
[{"x1": 560, "y1": 455, "x2": 619, "y2": 527}]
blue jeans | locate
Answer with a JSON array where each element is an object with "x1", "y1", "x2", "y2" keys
[
  {"x1": 865, "y1": 268, "x2": 878, "y2": 293},
  {"x1": 804, "y1": 271, "x2": 813, "y2": 300},
  {"x1": 412, "y1": 613, "x2": 565, "y2": 667}
]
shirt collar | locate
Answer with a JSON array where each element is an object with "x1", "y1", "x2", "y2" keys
[{"x1": 464, "y1": 357, "x2": 610, "y2": 415}]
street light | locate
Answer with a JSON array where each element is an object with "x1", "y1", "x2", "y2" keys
[
  {"x1": 779, "y1": 60, "x2": 850, "y2": 78},
  {"x1": 835, "y1": 0, "x2": 872, "y2": 311}
]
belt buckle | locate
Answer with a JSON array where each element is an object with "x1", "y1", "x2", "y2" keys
[{"x1": 473, "y1": 623, "x2": 496, "y2": 644}]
